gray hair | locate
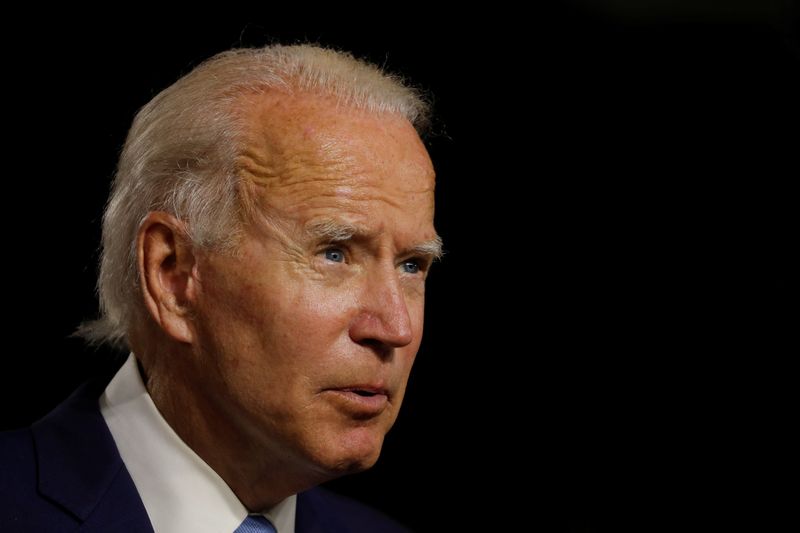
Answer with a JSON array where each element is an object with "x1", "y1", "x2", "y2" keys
[{"x1": 77, "y1": 44, "x2": 431, "y2": 348}]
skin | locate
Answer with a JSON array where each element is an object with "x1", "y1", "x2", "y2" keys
[{"x1": 131, "y1": 92, "x2": 438, "y2": 511}]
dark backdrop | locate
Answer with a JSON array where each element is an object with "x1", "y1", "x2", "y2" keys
[{"x1": 2, "y1": 3, "x2": 797, "y2": 531}]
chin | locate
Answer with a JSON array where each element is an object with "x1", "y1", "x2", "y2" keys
[{"x1": 315, "y1": 427, "x2": 386, "y2": 476}]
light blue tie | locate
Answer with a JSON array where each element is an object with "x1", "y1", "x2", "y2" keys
[{"x1": 234, "y1": 514, "x2": 277, "y2": 533}]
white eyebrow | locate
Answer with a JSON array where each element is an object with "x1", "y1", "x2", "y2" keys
[
  {"x1": 411, "y1": 236, "x2": 444, "y2": 261},
  {"x1": 305, "y1": 219, "x2": 444, "y2": 261},
  {"x1": 305, "y1": 219, "x2": 360, "y2": 242}
]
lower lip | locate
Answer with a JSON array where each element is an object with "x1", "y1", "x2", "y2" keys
[{"x1": 324, "y1": 390, "x2": 389, "y2": 416}]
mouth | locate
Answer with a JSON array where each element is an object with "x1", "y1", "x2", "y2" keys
[
  {"x1": 341, "y1": 386, "x2": 388, "y2": 397},
  {"x1": 323, "y1": 386, "x2": 390, "y2": 417}
]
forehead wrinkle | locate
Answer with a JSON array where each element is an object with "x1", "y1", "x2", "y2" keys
[
  {"x1": 269, "y1": 178, "x2": 432, "y2": 217},
  {"x1": 238, "y1": 116, "x2": 432, "y2": 193},
  {"x1": 237, "y1": 120, "x2": 359, "y2": 191},
  {"x1": 237, "y1": 148, "x2": 281, "y2": 186},
  {"x1": 237, "y1": 146, "x2": 355, "y2": 191},
  {"x1": 235, "y1": 93, "x2": 436, "y2": 233}
]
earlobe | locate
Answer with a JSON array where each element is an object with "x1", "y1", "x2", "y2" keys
[{"x1": 137, "y1": 212, "x2": 197, "y2": 343}]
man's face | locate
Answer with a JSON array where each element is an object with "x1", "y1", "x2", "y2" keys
[{"x1": 189, "y1": 94, "x2": 437, "y2": 478}]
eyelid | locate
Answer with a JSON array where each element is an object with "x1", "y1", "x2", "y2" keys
[
  {"x1": 317, "y1": 242, "x2": 348, "y2": 252},
  {"x1": 400, "y1": 255, "x2": 432, "y2": 272}
]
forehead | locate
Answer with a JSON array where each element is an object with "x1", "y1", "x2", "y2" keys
[{"x1": 236, "y1": 92, "x2": 436, "y2": 210}]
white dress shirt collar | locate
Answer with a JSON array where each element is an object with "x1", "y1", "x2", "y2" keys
[{"x1": 100, "y1": 354, "x2": 296, "y2": 533}]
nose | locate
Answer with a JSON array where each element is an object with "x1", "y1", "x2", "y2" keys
[{"x1": 349, "y1": 265, "x2": 414, "y2": 351}]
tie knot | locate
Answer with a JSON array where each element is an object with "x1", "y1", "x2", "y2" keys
[{"x1": 234, "y1": 514, "x2": 277, "y2": 533}]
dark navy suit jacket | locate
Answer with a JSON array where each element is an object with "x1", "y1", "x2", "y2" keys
[{"x1": 0, "y1": 378, "x2": 410, "y2": 533}]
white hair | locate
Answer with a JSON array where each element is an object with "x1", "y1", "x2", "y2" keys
[{"x1": 77, "y1": 44, "x2": 431, "y2": 347}]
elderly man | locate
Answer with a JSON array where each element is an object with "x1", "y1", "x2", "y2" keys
[{"x1": 0, "y1": 44, "x2": 441, "y2": 532}]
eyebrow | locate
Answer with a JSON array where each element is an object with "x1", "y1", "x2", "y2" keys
[
  {"x1": 305, "y1": 219, "x2": 360, "y2": 242},
  {"x1": 305, "y1": 219, "x2": 444, "y2": 260},
  {"x1": 410, "y1": 236, "x2": 444, "y2": 261}
]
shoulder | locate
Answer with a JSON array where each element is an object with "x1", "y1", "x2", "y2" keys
[
  {"x1": 0, "y1": 428, "x2": 36, "y2": 489},
  {"x1": 0, "y1": 384, "x2": 100, "y2": 531},
  {"x1": 297, "y1": 486, "x2": 412, "y2": 533},
  {"x1": 0, "y1": 428, "x2": 65, "y2": 531},
  {"x1": 0, "y1": 378, "x2": 128, "y2": 532},
  {"x1": 0, "y1": 426, "x2": 34, "y2": 461}
]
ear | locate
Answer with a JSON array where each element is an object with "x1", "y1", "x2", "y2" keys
[{"x1": 137, "y1": 211, "x2": 197, "y2": 344}]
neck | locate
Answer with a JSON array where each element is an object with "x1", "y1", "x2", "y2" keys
[{"x1": 135, "y1": 342, "x2": 327, "y2": 511}]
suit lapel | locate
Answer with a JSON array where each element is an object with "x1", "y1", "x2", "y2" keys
[{"x1": 31, "y1": 380, "x2": 153, "y2": 532}]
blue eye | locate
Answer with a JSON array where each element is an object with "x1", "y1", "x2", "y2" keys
[
  {"x1": 402, "y1": 260, "x2": 421, "y2": 274},
  {"x1": 324, "y1": 248, "x2": 345, "y2": 263}
]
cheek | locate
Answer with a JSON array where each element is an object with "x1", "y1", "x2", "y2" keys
[
  {"x1": 276, "y1": 280, "x2": 358, "y2": 338},
  {"x1": 226, "y1": 277, "x2": 362, "y2": 384}
]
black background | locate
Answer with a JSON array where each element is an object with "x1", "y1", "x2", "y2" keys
[{"x1": 2, "y1": 3, "x2": 797, "y2": 531}]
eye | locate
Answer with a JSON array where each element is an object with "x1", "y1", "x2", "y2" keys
[
  {"x1": 323, "y1": 248, "x2": 346, "y2": 263},
  {"x1": 401, "y1": 259, "x2": 421, "y2": 274}
]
